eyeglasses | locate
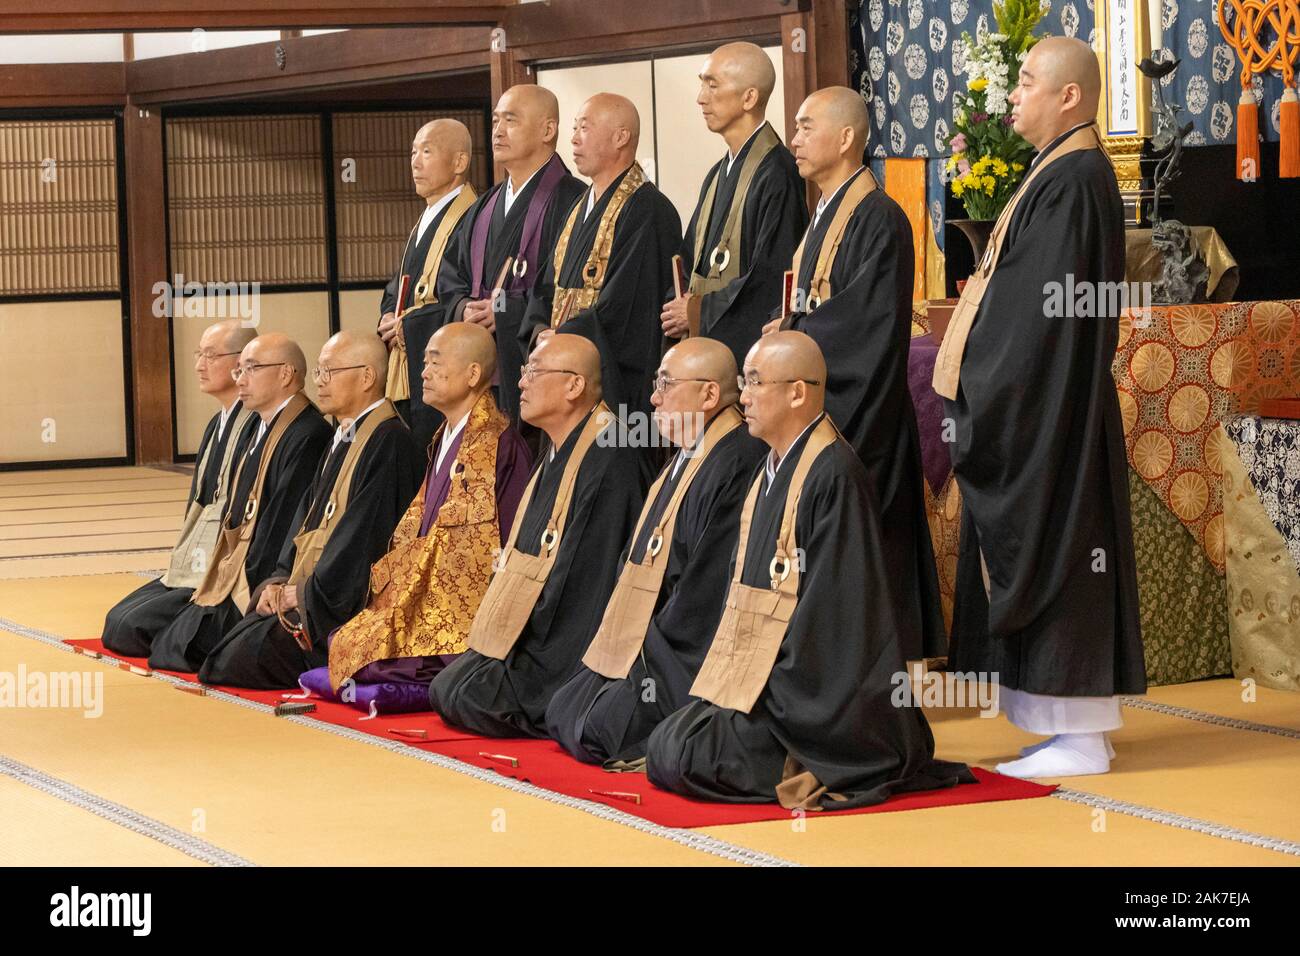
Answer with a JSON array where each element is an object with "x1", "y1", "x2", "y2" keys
[
  {"x1": 520, "y1": 363, "x2": 581, "y2": 383},
  {"x1": 231, "y1": 362, "x2": 288, "y2": 382},
  {"x1": 312, "y1": 365, "x2": 366, "y2": 384},
  {"x1": 737, "y1": 374, "x2": 822, "y2": 391},
  {"x1": 194, "y1": 349, "x2": 240, "y2": 365},
  {"x1": 653, "y1": 373, "x2": 713, "y2": 395}
]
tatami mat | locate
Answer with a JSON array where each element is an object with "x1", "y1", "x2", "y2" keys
[{"x1": 0, "y1": 465, "x2": 1296, "y2": 867}]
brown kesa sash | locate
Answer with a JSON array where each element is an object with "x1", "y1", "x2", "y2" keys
[
  {"x1": 285, "y1": 400, "x2": 398, "y2": 589},
  {"x1": 467, "y1": 403, "x2": 613, "y2": 660},
  {"x1": 932, "y1": 123, "x2": 1104, "y2": 400},
  {"x1": 786, "y1": 167, "x2": 879, "y2": 316},
  {"x1": 549, "y1": 164, "x2": 646, "y2": 328},
  {"x1": 387, "y1": 184, "x2": 479, "y2": 401},
  {"x1": 688, "y1": 123, "x2": 782, "y2": 305},
  {"x1": 580, "y1": 406, "x2": 743, "y2": 679},
  {"x1": 191, "y1": 393, "x2": 311, "y2": 614},
  {"x1": 688, "y1": 416, "x2": 837, "y2": 713},
  {"x1": 162, "y1": 405, "x2": 254, "y2": 589}
]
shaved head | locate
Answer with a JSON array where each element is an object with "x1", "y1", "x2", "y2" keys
[
  {"x1": 325, "y1": 329, "x2": 388, "y2": 380},
  {"x1": 654, "y1": 337, "x2": 740, "y2": 448},
  {"x1": 254, "y1": 332, "x2": 307, "y2": 382},
  {"x1": 498, "y1": 84, "x2": 560, "y2": 126},
  {"x1": 806, "y1": 87, "x2": 870, "y2": 152},
  {"x1": 417, "y1": 117, "x2": 473, "y2": 157},
  {"x1": 494, "y1": 84, "x2": 562, "y2": 172},
  {"x1": 519, "y1": 331, "x2": 603, "y2": 438},
  {"x1": 422, "y1": 322, "x2": 497, "y2": 418},
  {"x1": 1011, "y1": 37, "x2": 1101, "y2": 148},
  {"x1": 207, "y1": 319, "x2": 256, "y2": 355},
  {"x1": 792, "y1": 87, "x2": 870, "y2": 187},
  {"x1": 753, "y1": 330, "x2": 827, "y2": 385},
  {"x1": 705, "y1": 42, "x2": 776, "y2": 110},
  {"x1": 665, "y1": 337, "x2": 740, "y2": 405},
  {"x1": 237, "y1": 332, "x2": 306, "y2": 415},
  {"x1": 740, "y1": 331, "x2": 826, "y2": 448},
  {"x1": 429, "y1": 322, "x2": 497, "y2": 380},
  {"x1": 571, "y1": 93, "x2": 640, "y2": 179},
  {"x1": 411, "y1": 117, "x2": 472, "y2": 200},
  {"x1": 1032, "y1": 36, "x2": 1102, "y2": 111},
  {"x1": 548, "y1": 332, "x2": 602, "y2": 392}
]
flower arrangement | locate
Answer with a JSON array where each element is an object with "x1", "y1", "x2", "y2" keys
[{"x1": 946, "y1": 0, "x2": 1046, "y2": 220}]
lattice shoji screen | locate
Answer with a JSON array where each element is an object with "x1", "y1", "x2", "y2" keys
[
  {"x1": 333, "y1": 109, "x2": 489, "y2": 283},
  {"x1": 166, "y1": 114, "x2": 328, "y2": 284},
  {"x1": 0, "y1": 119, "x2": 119, "y2": 295}
]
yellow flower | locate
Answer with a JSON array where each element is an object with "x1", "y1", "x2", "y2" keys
[
  {"x1": 952, "y1": 178, "x2": 965, "y2": 197},
  {"x1": 992, "y1": 159, "x2": 1009, "y2": 176},
  {"x1": 983, "y1": 176, "x2": 996, "y2": 196},
  {"x1": 1012, "y1": 161, "x2": 1025, "y2": 172},
  {"x1": 972, "y1": 156, "x2": 990, "y2": 174},
  {"x1": 946, "y1": 154, "x2": 960, "y2": 173},
  {"x1": 969, "y1": 77, "x2": 988, "y2": 92}
]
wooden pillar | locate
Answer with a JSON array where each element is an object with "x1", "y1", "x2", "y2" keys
[
  {"x1": 122, "y1": 105, "x2": 174, "y2": 465},
  {"x1": 782, "y1": 0, "x2": 853, "y2": 210}
]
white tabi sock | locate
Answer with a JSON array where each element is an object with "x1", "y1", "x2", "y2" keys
[{"x1": 996, "y1": 731, "x2": 1112, "y2": 779}]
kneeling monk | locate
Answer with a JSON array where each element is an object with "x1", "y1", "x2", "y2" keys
[
  {"x1": 647, "y1": 332, "x2": 974, "y2": 808},
  {"x1": 102, "y1": 320, "x2": 255, "y2": 656},
  {"x1": 198, "y1": 331, "x2": 423, "y2": 687},
  {"x1": 545, "y1": 337, "x2": 765, "y2": 764},
  {"x1": 301, "y1": 323, "x2": 532, "y2": 713},
  {"x1": 148, "y1": 334, "x2": 332, "y2": 672},
  {"x1": 429, "y1": 333, "x2": 647, "y2": 736}
]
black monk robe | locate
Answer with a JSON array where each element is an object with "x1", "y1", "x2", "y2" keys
[
  {"x1": 677, "y1": 127, "x2": 807, "y2": 367},
  {"x1": 943, "y1": 129, "x2": 1145, "y2": 698},
  {"x1": 647, "y1": 418, "x2": 974, "y2": 808},
  {"x1": 519, "y1": 166, "x2": 682, "y2": 422},
  {"x1": 147, "y1": 402, "x2": 332, "y2": 673},
  {"x1": 545, "y1": 420, "x2": 766, "y2": 764},
  {"x1": 429, "y1": 409, "x2": 647, "y2": 737},
  {"x1": 384, "y1": 192, "x2": 475, "y2": 451},
  {"x1": 102, "y1": 404, "x2": 252, "y2": 657},
  {"x1": 784, "y1": 169, "x2": 944, "y2": 660},
  {"x1": 199, "y1": 411, "x2": 423, "y2": 689},
  {"x1": 438, "y1": 157, "x2": 586, "y2": 425}
]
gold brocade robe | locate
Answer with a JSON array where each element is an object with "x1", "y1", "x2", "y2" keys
[{"x1": 327, "y1": 391, "x2": 509, "y2": 690}]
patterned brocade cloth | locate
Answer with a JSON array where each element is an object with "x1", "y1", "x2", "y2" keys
[
  {"x1": 909, "y1": 299, "x2": 1300, "y2": 686},
  {"x1": 1222, "y1": 416, "x2": 1300, "y2": 692}
]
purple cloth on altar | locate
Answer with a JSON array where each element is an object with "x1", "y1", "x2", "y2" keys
[{"x1": 907, "y1": 335, "x2": 954, "y2": 496}]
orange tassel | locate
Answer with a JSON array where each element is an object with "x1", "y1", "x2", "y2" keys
[
  {"x1": 1238, "y1": 88, "x2": 1260, "y2": 182},
  {"x1": 1281, "y1": 87, "x2": 1300, "y2": 178}
]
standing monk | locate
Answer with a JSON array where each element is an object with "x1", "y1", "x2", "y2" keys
[
  {"x1": 647, "y1": 332, "x2": 973, "y2": 808},
  {"x1": 199, "y1": 331, "x2": 423, "y2": 688},
  {"x1": 521, "y1": 93, "x2": 681, "y2": 424},
  {"x1": 660, "y1": 42, "x2": 807, "y2": 367},
  {"x1": 438, "y1": 85, "x2": 586, "y2": 430},
  {"x1": 147, "y1": 334, "x2": 332, "y2": 672},
  {"x1": 102, "y1": 320, "x2": 255, "y2": 656},
  {"x1": 933, "y1": 37, "x2": 1144, "y2": 778},
  {"x1": 762, "y1": 86, "x2": 943, "y2": 661},
  {"x1": 378, "y1": 119, "x2": 477, "y2": 452}
]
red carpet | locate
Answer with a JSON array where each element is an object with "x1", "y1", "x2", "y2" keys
[{"x1": 71, "y1": 638, "x2": 1056, "y2": 828}]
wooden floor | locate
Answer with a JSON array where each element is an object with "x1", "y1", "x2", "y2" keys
[{"x1": 0, "y1": 466, "x2": 1297, "y2": 866}]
